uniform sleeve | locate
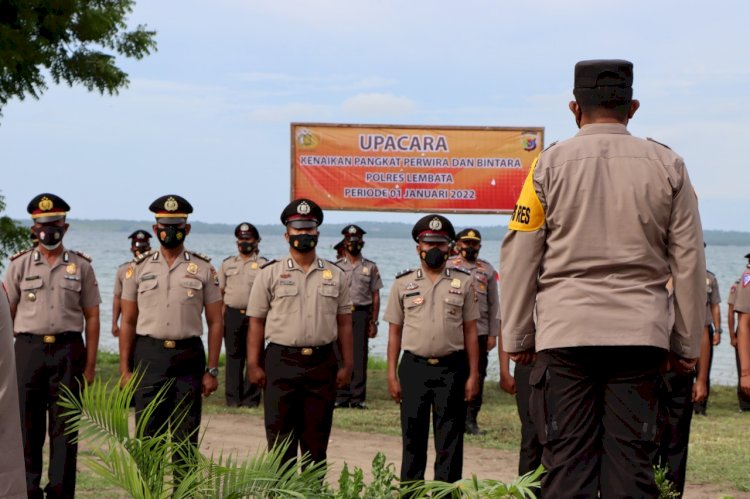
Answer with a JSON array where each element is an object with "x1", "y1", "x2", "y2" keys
[
  {"x1": 246, "y1": 267, "x2": 273, "y2": 318},
  {"x1": 462, "y1": 279, "x2": 480, "y2": 322},
  {"x1": 383, "y1": 280, "x2": 404, "y2": 325},
  {"x1": 80, "y1": 262, "x2": 102, "y2": 309},
  {"x1": 370, "y1": 263, "x2": 384, "y2": 292},
  {"x1": 728, "y1": 283, "x2": 737, "y2": 306},
  {"x1": 121, "y1": 267, "x2": 138, "y2": 301},
  {"x1": 709, "y1": 275, "x2": 721, "y2": 304},
  {"x1": 218, "y1": 260, "x2": 228, "y2": 290},
  {"x1": 204, "y1": 265, "x2": 222, "y2": 305},
  {"x1": 3, "y1": 261, "x2": 21, "y2": 306},
  {"x1": 337, "y1": 270, "x2": 353, "y2": 315},
  {"x1": 486, "y1": 264, "x2": 500, "y2": 336},
  {"x1": 113, "y1": 265, "x2": 125, "y2": 297},
  {"x1": 668, "y1": 165, "x2": 707, "y2": 358}
]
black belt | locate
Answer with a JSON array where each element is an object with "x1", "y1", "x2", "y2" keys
[
  {"x1": 226, "y1": 306, "x2": 248, "y2": 315},
  {"x1": 16, "y1": 331, "x2": 82, "y2": 344},
  {"x1": 404, "y1": 350, "x2": 465, "y2": 366},
  {"x1": 352, "y1": 304, "x2": 372, "y2": 312},
  {"x1": 268, "y1": 342, "x2": 333, "y2": 357},
  {"x1": 137, "y1": 335, "x2": 202, "y2": 350}
]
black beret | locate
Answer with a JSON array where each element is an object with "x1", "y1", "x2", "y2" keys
[
  {"x1": 27, "y1": 193, "x2": 70, "y2": 223},
  {"x1": 456, "y1": 228, "x2": 482, "y2": 242},
  {"x1": 235, "y1": 222, "x2": 260, "y2": 240},
  {"x1": 280, "y1": 198, "x2": 323, "y2": 228},
  {"x1": 149, "y1": 194, "x2": 193, "y2": 224},
  {"x1": 128, "y1": 230, "x2": 152, "y2": 246},
  {"x1": 411, "y1": 214, "x2": 455, "y2": 243},
  {"x1": 574, "y1": 59, "x2": 633, "y2": 89},
  {"x1": 341, "y1": 224, "x2": 366, "y2": 240}
]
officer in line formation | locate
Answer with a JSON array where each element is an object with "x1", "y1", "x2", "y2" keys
[
  {"x1": 694, "y1": 262, "x2": 722, "y2": 415},
  {"x1": 4, "y1": 193, "x2": 102, "y2": 499},
  {"x1": 112, "y1": 230, "x2": 152, "y2": 338},
  {"x1": 730, "y1": 254, "x2": 750, "y2": 406}
]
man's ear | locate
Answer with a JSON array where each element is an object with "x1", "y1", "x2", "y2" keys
[{"x1": 628, "y1": 99, "x2": 640, "y2": 119}]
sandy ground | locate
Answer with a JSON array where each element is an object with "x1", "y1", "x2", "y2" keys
[{"x1": 199, "y1": 413, "x2": 746, "y2": 498}]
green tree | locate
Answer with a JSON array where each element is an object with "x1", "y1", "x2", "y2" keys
[
  {"x1": 0, "y1": 0, "x2": 156, "y2": 116},
  {"x1": 0, "y1": 192, "x2": 30, "y2": 270}
]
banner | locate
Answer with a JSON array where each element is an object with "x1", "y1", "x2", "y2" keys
[{"x1": 290, "y1": 123, "x2": 544, "y2": 214}]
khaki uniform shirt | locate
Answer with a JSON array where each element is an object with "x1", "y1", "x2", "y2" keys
[
  {"x1": 336, "y1": 256, "x2": 383, "y2": 306},
  {"x1": 383, "y1": 267, "x2": 480, "y2": 358},
  {"x1": 501, "y1": 123, "x2": 706, "y2": 358},
  {"x1": 246, "y1": 255, "x2": 352, "y2": 346},
  {"x1": 121, "y1": 250, "x2": 222, "y2": 339},
  {"x1": 705, "y1": 271, "x2": 720, "y2": 327},
  {"x1": 728, "y1": 280, "x2": 738, "y2": 307},
  {"x1": 3, "y1": 248, "x2": 102, "y2": 335},
  {"x1": 218, "y1": 253, "x2": 268, "y2": 310},
  {"x1": 113, "y1": 261, "x2": 133, "y2": 298},
  {"x1": 447, "y1": 256, "x2": 500, "y2": 337},
  {"x1": 0, "y1": 291, "x2": 26, "y2": 498},
  {"x1": 734, "y1": 268, "x2": 750, "y2": 314}
]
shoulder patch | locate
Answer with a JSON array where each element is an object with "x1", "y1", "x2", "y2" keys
[
  {"x1": 9, "y1": 247, "x2": 32, "y2": 261},
  {"x1": 542, "y1": 141, "x2": 558, "y2": 152},
  {"x1": 260, "y1": 259, "x2": 278, "y2": 269},
  {"x1": 508, "y1": 156, "x2": 546, "y2": 232},
  {"x1": 647, "y1": 137, "x2": 672, "y2": 150},
  {"x1": 450, "y1": 266, "x2": 471, "y2": 276},
  {"x1": 222, "y1": 255, "x2": 233, "y2": 262},
  {"x1": 363, "y1": 257, "x2": 375, "y2": 265},
  {"x1": 71, "y1": 250, "x2": 92, "y2": 262},
  {"x1": 395, "y1": 268, "x2": 414, "y2": 279},
  {"x1": 190, "y1": 251, "x2": 211, "y2": 262}
]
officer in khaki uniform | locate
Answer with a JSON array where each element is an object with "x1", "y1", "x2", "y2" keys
[
  {"x1": 119, "y1": 195, "x2": 223, "y2": 468},
  {"x1": 384, "y1": 214, "x2": 480, "y2": 484},
  {"x1": 695, "y1": 268, "x2": 722, "y2": 415},
  {"x1": 0, "y1": 286, "x2": 26, "y2": 498},
  {"x1": 447, "y1": 228, "x2": 499, "y2": 435},
  {"x1": 3, "y1": 193, "x2": 101, "y2": 499},
  {"x1": 501, "y1": 60, "x2": 705, "y2": 497},
  {"x1": 112, "y1": 230, "x2": 151, "y2": 338},
  {"x1": 335, "y1": 224, "x2": 383, "y2": 409},
  {"x1": 246, "y1": 198, "x2": 353, "y2": 467},
  {"x1": 219, "y1": 222, "x2": 267, "y2": 407},
  {"x1": 729, "y1": 255, "x2": 750, "y2": 411},
  {"x1": 735, "y1": 267, "x2": 750, "y2": 397}
]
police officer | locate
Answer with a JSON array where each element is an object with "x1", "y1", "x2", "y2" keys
[
  {"x1": 219, "y1": 222, "x2": 267, "y2": 407},
  {"x1": 335, "y1": 224, "x2": 383, "y2": 409},
  {"x1": 501, "y1": 60, "x2": 705, "y2": 497},
  {"x1": 334, "y1": 239, "x2": 345, "y2": 260},
  {"x1": 112, "y1": 230, "x2": 151, "y2": 338},
  {"x1": 246, "y1": 198, "x2": 353, "y2": 467},
  {"x1": 695, "y1": 266, "x2": 722, "y2": 415},
  {"x1": 729, "y1": 253, "x2": 750, "y2": 411},
  {"x1": 384, "y1": 214, "x2": 480, "y2": 484},
  {"x1": 734, "y1": 264, "x2": 750, "y2": 398},
  {"x1": 3, "y1": 193, "x2": 101, "y2": 499},
  {"x1": 447, "y1": 228, "x2": 499, "y2": 435},
  {"x1": 119, "y1": 195, "x2": 223, "y2": 472}
]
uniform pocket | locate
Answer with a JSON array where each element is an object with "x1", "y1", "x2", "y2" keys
[
  {"x1": 318, "y1": 284, "x2": 340, "y2": 298},
  {"x1": 20, "y1": 279, "x2": 44, "y2": 299},
  {"x1": 443, "y1": 296, "x2": 463, "y2": 325},
  {"x1": 180, "y1": 278, "x2": 204, "y2": 302},
  {"x1": 272, "y1": 284, "x2": 300, "y2": 313},
  {"x1": 137, "y1": 277, "x2": 159, "y2": 307}
]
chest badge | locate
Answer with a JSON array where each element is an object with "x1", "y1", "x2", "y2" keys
[
  {"x1": 413, "y1": 296, "x2": 425, "y2": 305},
  {"x1": 66, "y1": 263, "x2": 77, "y2": 275},
  {"x1": 251, "y1": 262, "x2": 259, "y2": 270},
  {"x1": 322, "y1": 269, "x2": 333, "y2": 280},
  {"x1": 187, "y1": 262, "x2": 199, "y2": 275},
  {"x1": 406, "y1": 282, "x2": 418, "y2": 290},
  {"x1": 451, "y1": 278, "x2": 461, "y2": 289},
  {"x1": 27, "y1": 292, "x2": 37, "y2": 302},
  {"x1": 187, "y1": 289, "x2": 195, "y2": 298},
  {"x1": 362, "y1": 267, "x2": 370, "y2": 275}
]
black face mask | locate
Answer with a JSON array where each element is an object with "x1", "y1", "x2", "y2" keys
[
  {"x1": 289, "y1": 234, "x2": 318, "y2": 253},
  {"x1": 461, "y1": 247, "x2": 479, "y2": 261},
  {"x1": 421, "y1": 247, "x2": 448, "y2": 269},
  {"x1": 158, "y1": 226, "x2": 186, "y2": 249},
  {"x1": 34, "y1": 225, "x2": 65, "y2": 250},
  {"x1": 346, "y1": 242, "x2": 363, "y2": 257},
  {"x1": 238, "y1": 242, "x2": 257, "y2": 255}
]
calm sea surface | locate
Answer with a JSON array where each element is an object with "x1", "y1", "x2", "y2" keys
[{"x1": 6, "y1": 228, "x2": 748, "y2": 386}]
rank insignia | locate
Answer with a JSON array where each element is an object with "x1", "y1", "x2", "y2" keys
[
  {"x1": 449, "y1": 289, "x2": 462, "y2": 295},
  {"x1": 322, "y1": 269, "x2": 333, "y2": 280},
  {"x1": 406, "y1": 282, "x2": 418, "y2": 290},
  {"x1": 251, "y1": 262, "x2": 259, "y2": 270},
  {"x1": 451, "y1": 278, "x2": 461, "y2": 289},
  {"x1": 280, "y1": 273, "x2": 291, "y2": 279},
  {"x1": 66, "y1": 263, "x2": 76, "y2": 275},
  {"x1": 413, "y1": 296, "x2": 425, "y2": 305},
  {"x1": 187, "y1": 262, "x2": 198, "y2": 275}
]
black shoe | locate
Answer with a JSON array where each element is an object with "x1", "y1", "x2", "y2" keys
[
  {"x1": 334, "y1": 401, "x2": 350, "y2": 409},
  {"x1": 464, "y1": 420, "x2": 483, "y2": 435},
  {"x1": 351, "y1": 402, "x2": 368, "y2": 410}
]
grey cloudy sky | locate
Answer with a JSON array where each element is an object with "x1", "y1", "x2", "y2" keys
[{"x1": 1, "y1": 0, "x2": 748, "y2": 231}]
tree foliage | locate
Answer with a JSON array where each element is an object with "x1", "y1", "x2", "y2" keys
[
  {"x1": 0, "y1": 192, "x2": 30, "y2": 270},
  {"x1": 0, "y1": 0, "x2": 156, "y2": 115}
]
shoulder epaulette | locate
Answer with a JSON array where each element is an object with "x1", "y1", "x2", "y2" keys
[
  {"x1": 189, "y1": 251, "x2": 211, "y2": 262},
  {"x1": 707, "y1": 269, "x2": 715, "y2": 276},
  {"x1": 395, "y1": 268, "x2": 413, "y2": 279},
  {"x1": 9, "y1": 247, "x2": 32, "y2": 261},
  {"x1": 327, "y1": 259, "x2": 346, "y2": 271},
  {"x1": 363, "y1": 257, "x2": 375, "y2": 264},
  {"x1": 134, "y1": 250, "x2": 154, "y2": 265},
  {"x1": 222, "y1": 255, "x2": 233, "y2": 262},
  {"x1": 647, "y1": 137, "x2": 672, "y2": 150},
  {"x1": 260, "y1": 259, "x2": 278, "y2": 269},
  {"x1": 71, "y1": 250, "x2": 92, "y2": 262},
  {"x1": 450, "y1": 266, "x2": 471, "y2": 276},
  {"x1": 542, "y1": 141, "x2": 558, "y2": 152}
]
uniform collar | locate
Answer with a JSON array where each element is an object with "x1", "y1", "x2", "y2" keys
[
  {"x1": 32, "y1": 248, "x2": 69, "y2": 265},
  {"x1": 575, "y1": 123, "x2": 631, "y2": 137},
  {"x1": 285, "y1": 255, "x2": 325, "y2": 271}
]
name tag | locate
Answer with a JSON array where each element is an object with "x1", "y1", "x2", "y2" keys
[
  {"x1": 141, "y1": 274, "x2": 157, "y2": 281},
  {"x1": 64, "y1": 275, "x2": 81, "y2": 281}
]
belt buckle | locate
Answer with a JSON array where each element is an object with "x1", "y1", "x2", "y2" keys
[
  {"x1": 163, "y1": 340, "x2": 176, "y2": 349},
  {"x1": 427, "y1": 358, "x2": 439, "y2": 365},
  {"x1": 43, "y1": 335, "x2": 56, "y2": 344},
  {"x1": 240, "y1": 309, "x2": 246, "y2": 314},
  {"x1": 301, "y1": 347, "x2": 314, "y2": 356}
]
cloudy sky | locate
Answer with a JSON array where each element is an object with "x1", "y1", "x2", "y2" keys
[{"x1": 1, "y1": 0, "x2": 748, "y2": 231}]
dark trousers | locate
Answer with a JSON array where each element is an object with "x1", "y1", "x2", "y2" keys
[
  {"x1": 399, "y1": 351, "x2": 468, "y2": 483},
  {"x1": 656, "y1": 371, "x2": 695, "y2": 497},
  {"x1": 336, "y1": 308, "x2": 370, "y2": 404},
  {"x1": 133, "y1": 336, "x2": 205, "y2": 467},
  {"x1": 735, "y1": 347, "x2": 750, "y2": 411},
  {"x1": 530, "y1": 346, "x2": 665, "y2": 499},
  {"x1": 694, "y1": 325, "x2": 714, "y2": 415},
  {"x1": 15, "y1": 333, "x2": 85, "y2": 499},
  {"x1": 263, "y1": 343, "x2": 337, "y2": 466},
  {"x1": 223, "y1": 307, "x2": 260, "y2": 407},
  {"x1": 466, "y1": 335, "x2": 489, "y2": 423},
  {"x1": 514, "y1": 361, "x2": 542, "y2": 476}
]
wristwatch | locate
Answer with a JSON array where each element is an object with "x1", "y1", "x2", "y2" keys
[
  {"x1": 206, "y1": 367, "x2": 219, "y2": 377},
  {"x1": 716, "y1": 327, "x2": 723, "y2": 334}
]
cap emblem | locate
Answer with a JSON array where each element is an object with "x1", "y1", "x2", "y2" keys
[
  {"x1": 348, "y1": 226, "x2": 357, "y2": 234},
  {"x1": 429, "y1": 217, "x2": 442, "y2": 231},
  {"x1": 240, "y1": 223, "x2": 250, "y2": 232},
  {"x1": 39, "y1": 196, "x2": 54, "y2": 211},
  {"x1": 468, "y1": 230, "x2": 476, "y2": 238},
  {"x1": 164, "y1": 197, "x2": 179, "y2": 212},
  {"x1": 297, "y1": 201, "x2": 311, "y2": 215}
]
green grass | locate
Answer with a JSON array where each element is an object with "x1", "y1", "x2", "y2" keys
[{"x1": 91, "y1": 352, "x2": 750, "y2": 493}]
